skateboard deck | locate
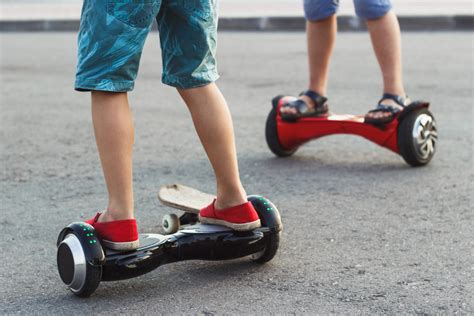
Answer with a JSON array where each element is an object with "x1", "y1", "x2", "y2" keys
[{"x1": 158, "y1": 184, "x2": 215, "y2": 213}]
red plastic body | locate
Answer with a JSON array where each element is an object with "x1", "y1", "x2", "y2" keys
[{"x1": 276, "y1": 96, "x2": 401, "y2": 153}]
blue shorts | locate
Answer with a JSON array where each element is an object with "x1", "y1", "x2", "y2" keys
[
  {"x1": 304, "y1": 0, "x2": 392, "y2": 21},
  {"x1": 75, "y1": 0, "x2": 219, "y2": 92}
]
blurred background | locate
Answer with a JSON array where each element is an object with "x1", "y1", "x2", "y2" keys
[{"x1": 1, "y1": 0, "x2": 473, "y2": 28}]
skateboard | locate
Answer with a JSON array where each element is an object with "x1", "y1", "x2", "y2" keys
[{"x1": 158, "y1": 184, "x2": 215, "y2": 234}]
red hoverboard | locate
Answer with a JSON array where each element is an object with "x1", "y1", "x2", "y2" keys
[{"x1": 265, "y1": 96, "x2": 437, "y2": 167}]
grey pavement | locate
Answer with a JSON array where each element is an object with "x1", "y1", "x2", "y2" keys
[{"x1": 1, "y1": 32, "x2": 473, "y2": 314}]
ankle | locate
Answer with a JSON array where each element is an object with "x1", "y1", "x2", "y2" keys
[
  {"x1": 99, "y1": 203, "x2": 134, "y2": 222},
  {"x1": 308, "y1": 84, "x2": 327, "y2": 97},
  {"x1": 215, "y1": 196, "x2": 248, "y2": 210},
  {"x1": 215, "y1": 184, "x2": 247, "y2": 210},
  {"x1": 99, "y1": 211, "x2": 134, "y2": 223},
  {"x1": 383, "y1": 87, "x2": 405, "y2": 98}
]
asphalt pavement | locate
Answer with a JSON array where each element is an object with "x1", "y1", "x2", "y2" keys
[{"x1": 1, "y1": 32, "x2": 473, "y2": 314}]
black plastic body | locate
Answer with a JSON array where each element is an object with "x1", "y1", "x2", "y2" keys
[
  {"x1": 58, "y1": 195, "x2": 282, "y2": 283},
  {"x1": 101, "y1": 228, "x2": 270, "y2": 281}
]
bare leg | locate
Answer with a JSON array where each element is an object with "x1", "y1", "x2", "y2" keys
[
  {"x1": 91, "y1": 91, "x2": 134, "y2": 222},
  {"x1": 281, "y1": 15, "x2": 337, "y2": 115},
  {"x1": 307, "y1": 15, "x2": 337, "y2": 96},
  {"x1": 177, "y1": 83, "x2": 247, "y2": 210},
  {"x1": 365, "y1": 10, "x2": 407, "y2": 120}
]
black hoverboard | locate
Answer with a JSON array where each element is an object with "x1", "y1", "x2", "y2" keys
[{"x1": 56, "y1": 195, "x2": 282, "y2": 297}]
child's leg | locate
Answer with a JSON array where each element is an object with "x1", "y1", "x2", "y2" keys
[
  {"x1": 73, "y1": 0, "x2": 158, "y2": 248},
  {"x1": 281, "y1": 0, "x2": 337, "y2": 116},
  {"x1": 365, "y1": 10, "x2": 406, "y2": 121},
  {"x1": 158, "y1": 1, "x2": 247, "y2": 209},
  {"x1": 306, "y1": 15, "x2": 337, "y2": 97},
  {"x1": 91, "y1": 91, "x2": 135, "y2": 222},
  {"x1": 353, "y1": 0, "x2": 407, "y2": 120},
  {"x1": 157, "y1": 1, "x2": 260, "y2": 230},
  {"x1": 178, "y1": 84, "x2": 246, "y2": 210},
  {"x1": 74, "y1": 0, "x2": 158, "y2": 224}
]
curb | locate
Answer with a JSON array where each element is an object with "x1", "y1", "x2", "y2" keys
[{"x1": 1, "y1": 15, "x2": 473, "y2": 32}]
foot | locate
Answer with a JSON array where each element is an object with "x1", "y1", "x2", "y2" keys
[
  {"x1": 280, "y1": 95, "x2": 315, "y2": 115},
  {"x1": 365, "y1": 93, "x2": 410, "y2": 125},
  {"x1": 85, "y1": 212, "x2": 139, "y2": 251},
  {"x1": 199, "y1": 200, "x2": 261, "y2": 231},
  {"x1": 280, "y1": 90, "x2": 329, "y2": 121}
]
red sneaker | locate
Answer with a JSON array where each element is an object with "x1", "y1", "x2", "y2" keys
[
  {"x1": 85, "y1": 212, "x2": 139, "y2": 251},
  {"x1": 199, "y1": 200, "x2": 261, "y2": 231}
]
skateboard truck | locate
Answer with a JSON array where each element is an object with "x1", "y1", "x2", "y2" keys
[
  {"x1": 266, "y1": 95, "x2": 437, "y2": 166},
  {"x1": 56, "y1": 189, "x2": 282, "y2": 297}
]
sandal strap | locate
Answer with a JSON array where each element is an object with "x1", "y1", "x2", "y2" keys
[
  {"x1": 379, "y1": 93, "x2": 407, "y2": 106},
  {"x1": 368, "y1": 93, "x2": 409, "y2": 114},
  {"x1": 280, "y1": 90, "x2": 329, "y2": 118},
  {"x1": 365, "y1": 93, "x2": 412, "y2": 125},
  {"x1": 301, "y1": 90, "x2": 328, "y2": 107},
  {"x1": 368, "y1": 104, "x2": 399, "y2": 114},
  {"x1": 284, "y1": 99, "x2": 309, "y2": 114}
]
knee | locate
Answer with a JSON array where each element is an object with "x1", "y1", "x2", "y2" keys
[
  {"x1": 304, "y1": 0, "x2": 338, "y2": 22},
  {"x1": 353, "y1": 0, "x2": 392, "y2": 20}
]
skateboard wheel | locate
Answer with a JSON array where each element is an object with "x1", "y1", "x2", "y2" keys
[{"x1": 162, "y1": 213, "x2": 179, "y2": 234}]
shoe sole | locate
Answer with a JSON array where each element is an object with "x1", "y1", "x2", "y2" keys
[
  {"x1": 102, "y1": 239, "x2": 139, "y2": 251},
  {"x1": 199, "y1": 215, "x2": 261, "y2": 231}
]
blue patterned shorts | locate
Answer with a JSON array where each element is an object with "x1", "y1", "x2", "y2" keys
[
  {"x1": 304, "y1": 0, "x2": 392, "y2": 21},
  {"x1": 75, "y1": 0, "x2": 219, "y2": 91}
]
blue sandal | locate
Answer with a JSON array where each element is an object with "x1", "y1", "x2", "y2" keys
[
  {"x1": 365, "y1": 93, "x2": 410, "y2": 125},
  {"x1": 280, "y1": 90, "x2": 329, "y2": 122}
]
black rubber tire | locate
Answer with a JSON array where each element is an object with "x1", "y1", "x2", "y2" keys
[
  {"x1": 72, "y1": 264, "x2": 102, "y2": 298},
  {"x1": 251, "y1": 232, "x2": 281, "y2": 264},
  {"x1": 57, "y1": 232, "x2": 102, "y2": 298},
  {"x1": 248, "y1": 195, "x2": 282, "y2": 264},
  {"x1": 265, "y1": 106, "x2": 297, "y2": 157},
  {"x1": 398, "y1": 108, "x2": 436, "y2": 167}
]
